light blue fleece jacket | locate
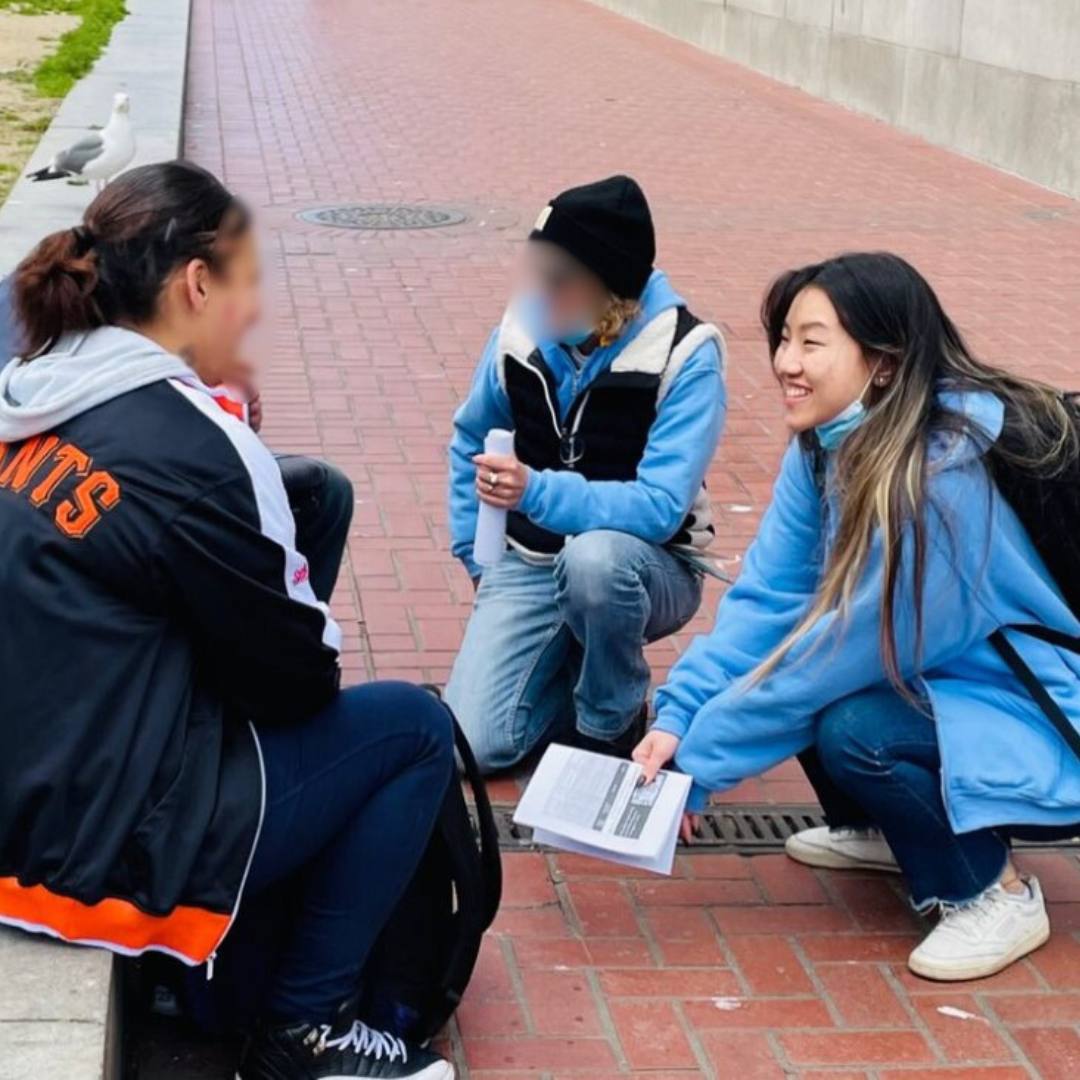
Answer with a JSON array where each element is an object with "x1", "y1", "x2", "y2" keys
[
  {"x1": 448, "y1": 270, "x2": 726, "y2": 577},
  {"x1": 654, "y1": 391, "x2": 1080, "y2": 832}
]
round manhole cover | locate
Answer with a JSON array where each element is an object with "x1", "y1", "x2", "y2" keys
[{"x1": 297, "y1": 203, "x2": 469, "y2": 230}]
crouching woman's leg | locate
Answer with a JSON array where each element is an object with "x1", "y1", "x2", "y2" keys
[
  {"x1": 814, "y1": 687, "x2": 1050, "y2": 981},
  {"x1": 233, "y1": 681, "x2": 456, "y2": 1080},
  {"x1": 555, "y1": 530, "x2": 702, "y2": 750}
]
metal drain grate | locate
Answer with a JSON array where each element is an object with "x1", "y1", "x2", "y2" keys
[
  {"x1": 481, "y1": 804, "x2": 1079, "y2": 856},
  {"x1": 487, "y1": 803, "x2": 827, "y2": 855},
  {"x1": 297, "y1": 203, "x2": 468, "y2": 230}
]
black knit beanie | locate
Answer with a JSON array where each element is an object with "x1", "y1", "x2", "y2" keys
[{"x1": 529, "y1": 175, "x2": 655, "y2": 300}]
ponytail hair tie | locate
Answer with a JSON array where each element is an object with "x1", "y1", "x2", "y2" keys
[{"x1": 71, "y1": 225, "x2": 96, "y2": 255}]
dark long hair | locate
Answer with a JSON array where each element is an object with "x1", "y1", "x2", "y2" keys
[
  {"x1": 14, "y1": 160, "x2": 250, "y2": 358},
  {"x1": 754, "y1": 252, "x2": 1077, "y2": 690}
]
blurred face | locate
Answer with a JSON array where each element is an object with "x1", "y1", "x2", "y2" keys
[
  {"x1": 773, "y1": 286, "x2": 875, "y2": 434},
  {"x1": 518, "y1": 241, "x2": 609, "y2": 341},
  {"x1": 176, "y1": 229, "x2": 263, "y2": 386}
]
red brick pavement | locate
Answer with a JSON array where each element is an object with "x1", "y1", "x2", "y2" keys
[
  {"x1": 183, "y1": 0, "x2": 1079, "y2": 1075},
  {"x1": 452, "y1": 848, "x2": 1079, "y2": 1080}
]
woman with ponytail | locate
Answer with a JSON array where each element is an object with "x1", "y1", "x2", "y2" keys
[
  {"x1": 0, "y1": 162, "x2": 455, "y2": 1080},
  {"x1": 634, "y1": 252, "x2": 1080, "y2": 982}
]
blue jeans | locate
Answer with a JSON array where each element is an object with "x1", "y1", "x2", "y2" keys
[
  {"x1": 445, "y1": 530, "x2": 703, "y2": 772},
  {"x1": 190, "y1": 683, "x2": 454, "y2": 1029},
  {"x1": 808, "y1": 687, "x2": 1010, "y2": 909}
]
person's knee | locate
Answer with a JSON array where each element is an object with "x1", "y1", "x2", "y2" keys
[
  {"x1": 374, "y1": 681, "x2": 454, "y2": 766},
  {"x1": 816, "y1": 692, "x2": 888, "y2": 785},
  {"x1": 319, "y1": 461, "x2": 355, "y2": 530},
  {"x1": 555, "y1": 531, "x2": 642, "y2": 616}
]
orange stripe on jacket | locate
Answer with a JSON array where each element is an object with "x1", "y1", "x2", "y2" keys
[
  {"x1": 214, "y1": 394, "x2": 248, "y2": 422},
  {"x1": 0, "y1": 877, "x2": 229, "y2": 963}
]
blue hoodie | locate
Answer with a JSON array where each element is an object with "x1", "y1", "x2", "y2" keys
[
  {"x1": 448, "y1": 271, "x2": 726, "y2": 576},
  {"x1": 654, "y1": 391, "x2": 1080, "y2": 831}
]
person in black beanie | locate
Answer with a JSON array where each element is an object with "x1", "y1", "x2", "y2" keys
[{"x1": 446, "y1": 175, "x2": 728, "y2": 772}]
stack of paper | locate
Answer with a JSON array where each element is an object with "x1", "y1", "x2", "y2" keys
[{"x1": 513, "y1": 744, "x2": 692, "y2": 875}]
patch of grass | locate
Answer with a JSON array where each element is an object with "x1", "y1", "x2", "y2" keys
[
  {"x1": 0, "y1": 0, "x2": 75, "y2": 13},
  {"x1": 0, "y1": 0, "x2": 127, "y2": 99},
  {"x1": 0, "y1": 0, "x2": 78, "y2": 15}
]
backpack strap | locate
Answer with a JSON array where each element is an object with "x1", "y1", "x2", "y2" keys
[
  {"x1": 420, "y1": 686, "x2": 503, "y2": 925},
  {"x1": 990, "y1": 628, "x2": 1080, "y2": 762},
  {"x1": 445, "y1": 702, "x2": 503, "y2": 927},
  {"x1": 1005, "y1": 624, "x2": 1080, "y2": 652}
]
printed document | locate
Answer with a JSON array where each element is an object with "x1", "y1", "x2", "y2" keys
[{"x1": 513, "y1": 744, "x2": 692, "y2": 874}]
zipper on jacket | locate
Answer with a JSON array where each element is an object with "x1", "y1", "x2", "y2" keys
[
  {"x1": 520, "y1": 355, "x2": 568, "y2": 466},
  {"x1": 563, "y1": 356, "x2": 581, "y2": 469},
  {"x1": 204, "y1": 721, "x2": 267, "y2": 980},
  {"x1": 561, "y1": 391, "x2": 591, "y2": 470},
  {"x1": 520, "y1": 353, "x2": 597, "y2": 472}
]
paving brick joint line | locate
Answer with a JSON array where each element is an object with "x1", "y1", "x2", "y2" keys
[{"x1": 179, "y1": 0, "x2": 1080, "y2": 1076}]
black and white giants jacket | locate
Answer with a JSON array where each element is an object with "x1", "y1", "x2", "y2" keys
[{"x1": 0, "y1": 327, "x2": 341, "y2": 964}]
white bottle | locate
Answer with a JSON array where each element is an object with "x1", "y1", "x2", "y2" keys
[{"x1": 474, "y1": 428, "x2": 516, "y2": 567}]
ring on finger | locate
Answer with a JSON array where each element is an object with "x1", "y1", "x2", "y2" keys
[{"x1": 488, "y1": 471, "x2": 499, "y2": 487}]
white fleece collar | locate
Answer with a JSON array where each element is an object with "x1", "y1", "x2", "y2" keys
[{"x1": 0, "y1": 326, "x2": 192, "y2": 442}]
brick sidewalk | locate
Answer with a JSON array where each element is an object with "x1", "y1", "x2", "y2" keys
[
  {"x1": 467, "y1": 848, "x2": 1078, "y2": 1080},
  {"x1": 182, "y1": 0, "x2": 1079, "y2": 1075}
]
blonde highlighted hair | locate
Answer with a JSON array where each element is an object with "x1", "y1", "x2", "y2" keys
[{"x1": 597, "y1": 295, "x2": 642, "y2": 344}]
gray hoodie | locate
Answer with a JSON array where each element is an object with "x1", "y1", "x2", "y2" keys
[{"x1": 0, "y1": 326, "x2": 192, "y2": 442}]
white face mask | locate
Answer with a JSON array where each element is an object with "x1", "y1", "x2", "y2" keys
[{"x1": 814, "y1": 362, "x2": 880, "y2": 452}]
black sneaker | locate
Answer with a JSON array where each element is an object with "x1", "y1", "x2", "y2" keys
[
  {"x1": 237, "y1": 1017, "x2": 454, "y2": 1080},
  {"x1": 568, "y1": 701, "x2": 650, "y2": 759}
]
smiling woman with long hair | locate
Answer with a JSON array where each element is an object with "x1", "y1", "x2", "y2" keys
[{"x1": 634, "y1": 252, "x2": 1080, "y2": 982}]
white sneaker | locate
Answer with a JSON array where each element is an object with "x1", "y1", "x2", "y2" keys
[
  {"x1": 785, "y1": 826, "x2": 900, "y2": 872},
  {"x1": 908, "y1": 876, "x2": 1050, "y2": 982}
]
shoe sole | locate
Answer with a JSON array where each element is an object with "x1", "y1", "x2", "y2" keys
[
  {"x1": 907, "y1": 917, "x2": 1051, "y2": 982},
  {"x1": 236, "y1": 1064, "x2": 454, "y2": 1080},
  {"x1": 785, "y1": 838, "x2": 901, "y2": 874}
]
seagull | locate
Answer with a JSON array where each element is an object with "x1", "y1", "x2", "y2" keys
[{"x1": 27, "y1": 92, "x2": 135, "y2": 193}]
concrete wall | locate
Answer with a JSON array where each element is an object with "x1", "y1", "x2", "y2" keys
[{"x1": 586, "y1": 0, "x2": 1080, "y2": 197}]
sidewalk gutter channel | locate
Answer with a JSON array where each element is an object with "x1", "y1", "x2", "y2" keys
[{"x1": 485, "y1": 804, "x2": 1080, "y2": 855}]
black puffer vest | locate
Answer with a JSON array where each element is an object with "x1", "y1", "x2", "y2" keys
[{"x1": 496, "y1": 304, "x2": 723, "y2": 559}]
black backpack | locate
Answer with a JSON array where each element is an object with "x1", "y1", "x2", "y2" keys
[
  {"x1": 986, "y1": 393, "x2": 1080, "y2": 762},
  {"x1": 172, "y1": 699, "x2": 501, "y2": 1041},
  {"x1": 809, "y1": 394, "x2": 1080, "y2": 763},
  {"x1": 357, "y1": 700, "x2": 503, "y2": 1043}
]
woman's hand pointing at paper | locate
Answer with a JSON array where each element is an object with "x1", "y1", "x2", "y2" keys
[
  {"x1": 632, "y1": 729, "x2": 680, "y2": 782},
  {"x1": 633, "y1": 730, "x2": 700, "y2": 844}
]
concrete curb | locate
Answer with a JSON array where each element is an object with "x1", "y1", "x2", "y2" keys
[
  {"x1": 0, "y1": 0, "x2": 193, "y2": 277},
  {"x1": 0, "y1": 929, "x2": 121, "y2": 1080},
  {"x1": 0, "y1": 3, "x2": 192, "y2": 1074}
]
